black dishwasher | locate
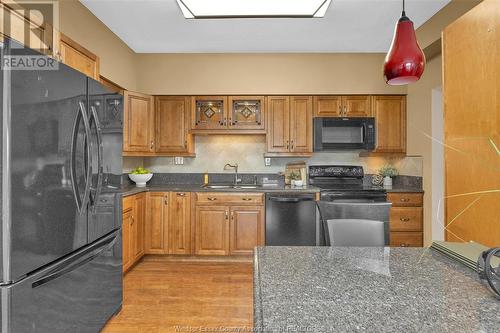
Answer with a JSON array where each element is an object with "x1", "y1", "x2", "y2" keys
[{"x1": 265, "y1": 193, "x2": 317, "y2": 246}]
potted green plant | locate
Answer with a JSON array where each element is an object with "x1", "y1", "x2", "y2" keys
[
  {"x1": 378, "y1": 164, "x2": 398, "y2": 188},
  {"x1": 128, "y1": 167, "x2": 153, "y2": 187}
]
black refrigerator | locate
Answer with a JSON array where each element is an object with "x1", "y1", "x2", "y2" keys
[{"x1": 0, "y1": 38, "x2": 123, "y2": 332}]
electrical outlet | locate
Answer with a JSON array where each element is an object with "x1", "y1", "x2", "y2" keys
[
  {"x1": 264, "y1": 158, "x2": 271, "y2": 166},
  {"x1": 174, "y1": 157, "x2": 184, "y2": 165}
]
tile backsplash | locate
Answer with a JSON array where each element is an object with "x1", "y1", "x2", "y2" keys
[{"x1": 123, "y1": 135, "x2": 423, "y2": 176}]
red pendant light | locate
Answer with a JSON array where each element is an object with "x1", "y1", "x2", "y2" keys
[{"x1": 384, "y1": 0, "x2": 425, "y2": 85}]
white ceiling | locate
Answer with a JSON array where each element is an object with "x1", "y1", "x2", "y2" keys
[{"x1": 80, "y1": 0, "x2": 450, "y2": 53}]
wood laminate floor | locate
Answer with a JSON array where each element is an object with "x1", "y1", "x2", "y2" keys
[{"x1": 102, "y1": 256, "x2": 254, "y2": 333}]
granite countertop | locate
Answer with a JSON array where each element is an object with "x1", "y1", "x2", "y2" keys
[
  {"x1": 254, "y1": 247, "x2": 499, "y2": 333},
  {"x1": 122, "y1": 184, "x2": 321, "y2": 197},
  {"x1": 385, "y1": 186, "x2": 424, "y2": 193}
]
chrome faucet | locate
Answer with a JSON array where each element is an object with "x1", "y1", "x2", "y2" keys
[{"x1": 224, "y1": 163, "x2": 240, "y2": 185}]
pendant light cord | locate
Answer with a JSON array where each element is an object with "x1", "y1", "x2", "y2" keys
[{"x1": 402, "y1": 0, "x2": 406, "y2": 16}]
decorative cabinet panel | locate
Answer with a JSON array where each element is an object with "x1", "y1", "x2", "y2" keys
[
  {"x1": 266, "y1": 96, "x2": 313, "y2": 156},
  {"x1": 122, "y1": 193, "x2": 145, "y2": 273},
  {"x1": 371, "y1": 95, "x2": 407, "y2": 153},
  {"x1": 191, "y1": 96, "x2": 228, "y2": 130},
  {"x1": 229, "y1": 206, "x2": 264, "y2": 256},
  {"x1": 228, "y1": 96, "x2": 265, "y2": 131},
  {"x1": 122, "y1": 208, "x2": 133, "y2": 272},
  {"x1": 195, "y1": 206, "x2": 229, "y2": 256},
  {"x1": 155, "y1": 96, "x2": 194, "y2": 155},
  {"x1": 313, "y1": 95, "x2": 370, "y2": 117},
  {"x1": 169, "y1": 192, "x2": 192, "y2": 255},
  {"x1": 133, "y1": 193, "x2": 146, "y2": 261},
  {"x1": 123, "y1": 91, "x2": 155, "y2": 154},
  {"x1": 145, "y1": 192, "x2": 169, "y2": 254}
]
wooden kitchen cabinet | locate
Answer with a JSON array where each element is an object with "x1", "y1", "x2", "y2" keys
[
  {"x1": 371, "y1": 96, "x2": 406, "y2": 154},
  {"x1": 194, "y1": 192, "x2": 265, "y2": 256},
  {"x1": 195, "y1": 206, "x2": 230, "y2": 256},
  {"x1": 123, "y1": 91, "x2": 155, "y2": 154},
  {"x1": 133, "y1": 193, "x2": 146, "y2": 261},
  {"x1": 58, "y1": 33, "x2": 99, "y2": 80},
  {"x1": 229, "y1": 206, "x2": 264, "y2": 256},
  {"x1": 313, "y1": 95, "x2": 370, "y2": 117},
  {"x1": 122, "y1": 207, "x2": 133, "y2": 272},
  {"x1": 169, "y1": 192, "x2": 192, "y2": 255},
  {"x1": 388, "y1": 192, "x2": 424, "y2": 247},
  {"x1": 191, "y1": 96, "x2": 228, "y2": 130},
  {"x1": 145, "y1": 192, "x2": 169, "y2": 254},
  {"x1": 227, "y1": 96, "x2": 266, "y2": 132},
  {"x1": 155, "y1": 96, "x2": 194, "y2": 156},
  {"x1": 266, "y1": 96, "x2": 313, "y2": 156}
]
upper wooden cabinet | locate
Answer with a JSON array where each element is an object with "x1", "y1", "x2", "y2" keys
[
  {"x1": 123, "y1": 91, "x2": 155, "y2": 154},
  {"x1": 192, "y1": 96, "x2": 228, "y2": 130},
  {"x1": 314, "y1": 95, "x2": 371, "y2": 117},
  {"x1": 266, "y1": 96, "x2": 312, "y2": 156},
  {"x1": 58, "y1": 33, "x2": 99, "y2": 80},
  {"x1": 155, "y1": 96, "x2": 194, "y2": 155},
  {"x1": 371, "y1": 95, "x2": 406, "y2": 154},
  {"x1": 228, "y1": 96, "x2": 265, "y2": 131},
  {"x1": 191, "y1": 96, "x2": 266, "y2": 134}
]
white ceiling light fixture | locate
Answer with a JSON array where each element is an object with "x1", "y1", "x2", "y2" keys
[{"x1": 176, "y1": 0, "x2": 333, "y2": 19}]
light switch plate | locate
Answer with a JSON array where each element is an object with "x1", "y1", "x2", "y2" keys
[
  {"x1": 174, "y1": 157, "x2": 184, "y2": 165},
  {"x1": 264, "y1": 158, "x2": 271, "y2": 166}
]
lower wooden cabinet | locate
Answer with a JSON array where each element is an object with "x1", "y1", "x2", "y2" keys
[
  {"x1": 194, "y1": 193, "x2": 265, "y2": 256},
  {"x1": 195, "y1": 206, "x2": 229, "y2": 256},
  {"x1": 144, "y1": 191, "x2": 192, "y2": 255},
  {"x1": 169, "y1": 192, "x2": 192, "y2": 255},
  {"x1": 145, "y1": 192, "x2": 169, "y2": 254},
  {"x1": 388, "y1": 192, "x2": 424, "y2": 247},
  {"x1": 229, "y1": 206, "x2": 264, "y2": 256},
  {"x1": 122, "y1": 193, "x2": 146, "y2": 272}
]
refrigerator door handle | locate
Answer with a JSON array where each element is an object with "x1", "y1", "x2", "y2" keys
[
  {"x1": 31, "y1": 231, "x2": 118, "y2": 289},
  {"x1": 70, "y1": 102, "x2": 92, "y2": 213},
  {"x1": 89, "y1": 105, "x2": 104, "y2": 212}
]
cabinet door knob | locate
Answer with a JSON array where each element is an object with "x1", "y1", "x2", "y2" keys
[
  {"x1": 225, "y1": 211, "x2": 229, "y2": 219},
  {"x1": 207, "y1": 197, "x2": 217, "y2": 201},
  {"x1": 400, "y1": 217, "x2": 410, "y2": 222},
  {"x1": 291, "y1": 140, "x2": 294, "y2": 150},
  {"x1": 400, "y1": 243, "x2": 408, "y2": 247},
  {"x1": 177, "y1": 193, "x2": 186, "y2": 197},
  {"x1": 231, "y1": 211, "x2": 234, "y2": 220},
  {"x1": 286, "y1": 140, "x2": 289, "y2": 150},
  {"x1": 150, "y1": 140, "x2": 154, "y2": 149},
  {"x1": 164, "y1": 197, "x2": 168, "y2": 204}
]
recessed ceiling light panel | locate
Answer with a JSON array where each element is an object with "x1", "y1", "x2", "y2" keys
[{"x1": 176, "y1": 0, "x2": 332, "y2": 19}]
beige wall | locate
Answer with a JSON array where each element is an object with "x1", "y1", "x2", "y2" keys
[
  {"x1": 406, "y1": 55, "x2": 443, "y2": 246},
  {"x1": 135, "y1": 53, "x2": 406, "y2": 95},
  {"x1": 58, "y1": 1, "x2": 137, "y2": 90}
]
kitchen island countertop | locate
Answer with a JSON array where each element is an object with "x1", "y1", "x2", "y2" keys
[{"x1": 254, "y1": 246, "x2": 499, "y2": 333}]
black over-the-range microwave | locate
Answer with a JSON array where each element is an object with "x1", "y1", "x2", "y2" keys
[{"x1": 313, "y1": 117, "x2": 376, "y2": 151}]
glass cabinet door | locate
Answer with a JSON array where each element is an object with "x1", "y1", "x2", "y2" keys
[
  {"x1": 228, "y1": 96, "x2": 265, "y2": 130},
  {"x1": 192, "y1": 96, "x2": 228, "y2": 129}
]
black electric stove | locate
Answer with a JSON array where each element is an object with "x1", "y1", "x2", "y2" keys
[{"x1": 309, "y1": 165, "x2": 387, "y2": 202}]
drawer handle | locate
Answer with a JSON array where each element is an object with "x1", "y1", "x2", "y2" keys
[
  {"x1": 207, "y1": 197, "x2": 217, "y2": 201},
  {"x1": 242, "y1": 198, "x2": 252, "y2": 201},
  {"x1": 400, "y1": 198, "x2": 410, "y2": 202},
  {"x1": 177, "y1": 193, "x2": 186, "y2": 197},
  {"x1": 399, "y1": 217, "x2": 410, "y2": 222},
  {"x1": 400, "y1": 243, "x2": 408, "y2": 247}
]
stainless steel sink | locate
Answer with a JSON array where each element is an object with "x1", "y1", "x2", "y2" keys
[{"x1": 202, "y1": 184, "x2": 261, "y2": 189}]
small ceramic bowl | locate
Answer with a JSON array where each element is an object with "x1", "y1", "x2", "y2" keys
[{"x1": 128, "y1": 173, "x2": 153, "y2": 187}]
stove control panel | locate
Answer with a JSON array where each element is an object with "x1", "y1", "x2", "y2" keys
[{"x1": 309, "y1": 165, "x2": 364, "y2": 178}]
